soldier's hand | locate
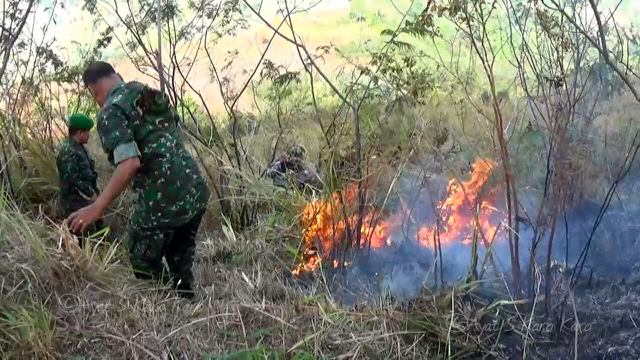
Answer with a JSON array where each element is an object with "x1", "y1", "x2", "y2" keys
[{"x1": 66, "y1": 203, "x2": 102, "y2": 233}]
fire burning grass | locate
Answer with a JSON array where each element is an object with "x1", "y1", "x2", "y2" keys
[{"x1": 293, "y1": 158, "x2": 505, "y2": 275}]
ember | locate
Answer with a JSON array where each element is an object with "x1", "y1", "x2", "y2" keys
[{"x1": 293, "y1": 158, "x2": 504, "y2": 275}]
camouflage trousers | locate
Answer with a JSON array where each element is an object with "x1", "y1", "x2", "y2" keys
[{"x1": 127, "y1": 209, "x2": 205, "y2": 299}]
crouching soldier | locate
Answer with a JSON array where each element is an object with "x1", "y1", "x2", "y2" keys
[
  {"x1": 57, "y1": 113, "x2": 104, "y2": 247},
  {"x1": 266, "y1": 145, "x2": 322, "y2": 192}
]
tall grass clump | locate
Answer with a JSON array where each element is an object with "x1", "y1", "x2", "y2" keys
[{"x1": 0, "y1": 188, "x2": 56, "y2": 359}]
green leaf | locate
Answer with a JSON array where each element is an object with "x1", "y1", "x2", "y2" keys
[
  {"x1": 380, "y1": 28, "x2": 395, "y2": 37},
  {"x1": 281, "y1": 88, "x2": 293, "y2": 99}
]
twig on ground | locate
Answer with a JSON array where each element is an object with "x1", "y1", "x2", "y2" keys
[
  {"x1": 101, "y1": 332, "x2": 163, "y2": 360},
  {"x1": 567, "y1": 289, "x2": 579, "y2": 360}
]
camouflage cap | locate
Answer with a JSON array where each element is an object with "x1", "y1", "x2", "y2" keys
[
  {"x1": 287, "y1": 145, "x2": 305, "y2": 159},
  {"x1": 68, "y1": 113, "x2": 94, "y2": 130}
]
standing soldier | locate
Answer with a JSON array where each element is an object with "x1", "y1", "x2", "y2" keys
[
  {"x1": 65, "y1": 61, "x2": 210, "y2": 300},
  {"x1": 57, "y1": 113, "x2": 104, "y2": 247}
]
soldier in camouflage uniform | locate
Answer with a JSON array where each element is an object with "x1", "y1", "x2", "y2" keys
[
  {"x1": 266, "y1": 145, "x2": 322, "y2": 191},
  {"x1": 56, "y1": 113, "x2": 104, "y2": 247},
  {"x1": 66, "y1": 61, "x2": 210, "y2": 299}
]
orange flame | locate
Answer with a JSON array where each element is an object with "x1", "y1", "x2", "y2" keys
[
  {"x1": 293, "y1": 158, "x2": 503, "y2": 275},
  {"x1": 417, "y1": 160, "x2": 499, "y2": 247}
]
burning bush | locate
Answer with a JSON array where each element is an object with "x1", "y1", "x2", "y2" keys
[{"x1": 293, "y1": 158, "x2": 506, "y2": 275}]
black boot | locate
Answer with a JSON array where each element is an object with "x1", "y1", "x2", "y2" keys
[
  {"x1": 94, "y1": 219, "x2": 105, "y2": 233},
  {"x1": 175, "y1": 280, "x2": 195, "y2": 300}
]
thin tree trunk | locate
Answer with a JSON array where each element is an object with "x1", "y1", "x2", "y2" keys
[{"x1": 156, "y1": 0, "x2": 165, "y2": 92}]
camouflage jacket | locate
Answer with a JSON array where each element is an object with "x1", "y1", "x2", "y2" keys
[
  {"x1": 56, "y1": 138, "x2": 99, "y2": 215},
  {"x1": 265, "y1": 157, "x2": 321, "y2": 189},
  {"x1": 96, "y1": 81, "x2": 210, "y2": 229}
]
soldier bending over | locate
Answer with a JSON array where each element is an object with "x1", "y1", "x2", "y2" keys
[{"x1": 66, "y1": 62, "x2": 210, "y2": 300}]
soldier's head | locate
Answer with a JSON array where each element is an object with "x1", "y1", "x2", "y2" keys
[
  {"x1": 68, "y1": 113, "x2": 94, "y2": 144},
  {"x1": 82, "y1": 61, "x2": 123, "y2": 107},
  {"x1": 287, "y1": 145, "x2": 305, "y2": 160}
]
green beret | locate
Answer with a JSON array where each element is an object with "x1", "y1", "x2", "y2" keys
[{"x1": 68, "y1": 113, "x2": 94, "y2": 130}]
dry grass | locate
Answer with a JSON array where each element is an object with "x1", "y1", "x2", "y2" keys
[
  {"x1": 1, "y1": 84, "x2": 616, "y2": 358},
  {"x1": 0, "y1": 94, "x2": 616, "y2": 358},
  {"x1": 2, "y1": 1, "x2": 640, "y2": 358},
  {"x1": 0, "y1": 181, "x2": 518, "y2": 359}
]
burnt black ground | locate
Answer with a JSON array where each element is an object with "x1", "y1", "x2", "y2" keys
[
  {"x1": 495, "y1": 188, "x2": 640, "y2": 359},
  {"x1": 527, "y1": 195, "x2": 640, "y2": 359},
  {"x1": 286, "y1": 173, "x2": 640, "y2": 358},
  {"x1": 512, "y1": 273, "x2": 640, "y2": 360}
]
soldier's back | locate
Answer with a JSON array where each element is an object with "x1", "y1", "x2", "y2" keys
[{"x1": 97, "y1": 81, "x2": 210, "y2": 229}]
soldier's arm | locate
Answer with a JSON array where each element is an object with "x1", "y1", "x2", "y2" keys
[
  {"x1": 60, "y1": 147, "x2": 96, "y2": 199},
  {"x1": 265, "y1": 160, "x2": 280, "y2": 177},
  {"x1": 265, "y1": 153, "x2": 291, "y2": 178},
  {"x1": 93, "y1": 105, "x2": 142, "y2": 213}
]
